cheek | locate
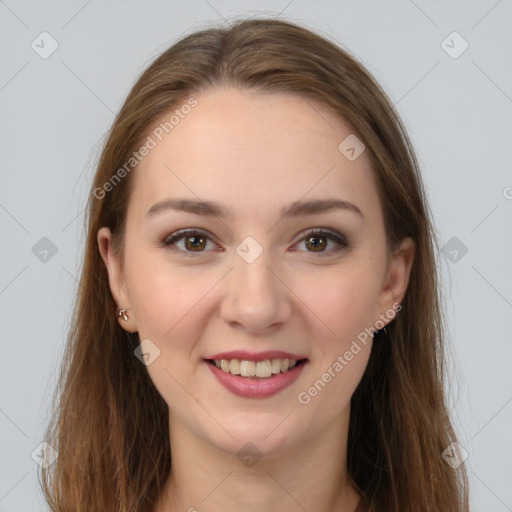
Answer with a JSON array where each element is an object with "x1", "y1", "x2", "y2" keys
[
  {"x1": 124, "y1": 247, "x2": 212, "y2": 340},
  {"x1": 300, "y1": 343, "x2": 371, "y2": 426},
  {"x1": 295, "y1": 266, "x2": 375, "y2": 416},
  {"x1": 293, "y1": 260, "x2": 381, "y2": 350},
  {"x1": 124, "y1": 253, "x2": 214, "y2": 411}
]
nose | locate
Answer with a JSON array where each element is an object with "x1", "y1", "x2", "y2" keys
[{"x1": 219, "y1": 244, "x2": 293, "y2": 334}]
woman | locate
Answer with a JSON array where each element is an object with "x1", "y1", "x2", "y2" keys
[{"x1": 40, "y1": 18, "x2": 469, "y2": 512}]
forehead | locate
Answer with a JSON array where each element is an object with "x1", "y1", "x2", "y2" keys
[{"x1": 129, "y1": 87, "x2": 380, "y2": 224}]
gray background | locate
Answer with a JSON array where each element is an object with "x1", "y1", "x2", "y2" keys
[{"x1": 1, "y1": 1, "x2": 511, "y2": 511}]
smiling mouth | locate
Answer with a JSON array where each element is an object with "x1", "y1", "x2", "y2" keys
[{"x1": 206, "y1": 358, "x2": 308, "y2": 379}]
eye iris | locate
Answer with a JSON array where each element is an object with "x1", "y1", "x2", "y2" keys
[
  {"x1": 306, "y1": 236, "x2": 326, "y2": 252},
  {"x1": 185, "y1": 235, "x2": 206, "y2": 251}
]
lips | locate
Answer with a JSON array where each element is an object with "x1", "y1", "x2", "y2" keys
[{"x1": 204, "y1": 351, "x2": 309, "y2": 399}]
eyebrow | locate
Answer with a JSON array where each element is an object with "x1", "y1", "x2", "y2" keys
[{"x1": 145, "y1": 197, "x2": 364, "y2": 219}]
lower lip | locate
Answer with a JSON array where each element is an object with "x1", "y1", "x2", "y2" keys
[{"x1": 205, "y1": 360, "x2": 307, "y2": 399}]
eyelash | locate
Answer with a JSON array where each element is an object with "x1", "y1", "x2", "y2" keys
[{"x1": 161, "y1": 228, "x2": 348, "y2": 258}]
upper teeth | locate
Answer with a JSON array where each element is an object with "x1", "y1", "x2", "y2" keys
[{"x1": 214, "y1": 358, "x2": 298, "y2": 378}]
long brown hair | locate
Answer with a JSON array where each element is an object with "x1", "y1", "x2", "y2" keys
[{"x1": 40, "y1": 18, "x2": 469, "y2": 512}]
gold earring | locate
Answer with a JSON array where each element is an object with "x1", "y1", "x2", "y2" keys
[{"x1": 117, "y1": 308, "x2": 129, "y2": 321}]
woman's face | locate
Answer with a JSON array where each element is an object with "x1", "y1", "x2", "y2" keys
[{"x1": 98, "y1": 87, "x2": 414, "y2": 457}]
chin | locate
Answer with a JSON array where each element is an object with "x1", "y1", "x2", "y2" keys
[{"x1": 204, "y1": 413, "x2": 302, "y2": 459}]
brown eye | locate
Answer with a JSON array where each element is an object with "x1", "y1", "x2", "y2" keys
[
  {"x1": 162, "y1": 229, "x2": 218, "y2": 255},
  {"x1": 184, "y1": 234, "x2": 207, "y2": 251},
  {"x1": 294, "y1": 228, "x2": 348, "y2": 257},
  {"x1": 162, "y1": 228, "x2": 347, "y2": 258},
  {"x1": 305, "y1": 235, "x2": 327, "y2": 252}
]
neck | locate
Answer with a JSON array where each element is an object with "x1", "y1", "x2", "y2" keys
[{"x1": 154, "y1": 407, "x2": 363, "y2": 512}]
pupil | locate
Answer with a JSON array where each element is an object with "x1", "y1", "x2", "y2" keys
[
  {"x1": 187, "y1": 236, "x2": 205, "y2": 250},
  {"x1": 308, "y1": 236, "x2": 325, "y2": 251}
]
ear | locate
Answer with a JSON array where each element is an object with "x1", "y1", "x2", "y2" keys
[
  {"x1": 97, "y1": 227, "x2": 138, "y2": 333},
  {"x1": 376, "y1": 236, "x2": 415, "y2": 327}
]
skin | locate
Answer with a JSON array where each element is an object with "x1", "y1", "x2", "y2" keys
[{"x1": 98, "y1": 87, "x2": 415, "y2": 512}]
